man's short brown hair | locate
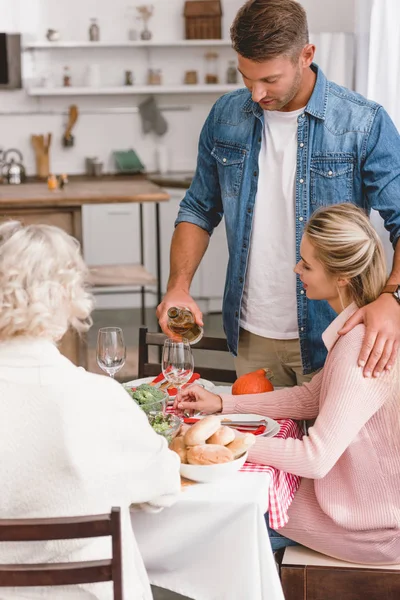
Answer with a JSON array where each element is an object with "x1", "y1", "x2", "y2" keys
[{"x1": 231, "y1": 0, "x2": 309, "y2": 62}]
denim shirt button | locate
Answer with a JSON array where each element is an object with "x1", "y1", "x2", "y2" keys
[
  {"x1": 328, "y1": 170, "x2": 333, "y2": 176},
  {"x1": 300, "y1": 327, "x2": 304, "y2": 332},
  {"x1": 299, "y1": 216, "x2": 304, "y2": 222},
  {"x1": 299, "y1": 142, "x2": 304, "y2": 148},
  {"x1": 239, "y1": 277, "x2": 243, "y2": 283},
  {"x1": 299, "y1": 178, "x2": 304, "y2": 184},
  {"x1": 247, "y1": 207, "x2": 252, "y2": 214},
  {"x1": 300, "y1": 290, "x2": 305, "y2": 295},
  {"x1": 223, "y1": 158, "x2": 227, "y2": 163},
  {"x1": 253, "y1": 171, "x2": 257, "y2": 177},
  {"x1": 258, "y1": 137, "x2": 261, "y2": 143},
  {"x1": 235, "y1": 311, "x2": 239, "y2": 317},
  {"x1": 242, "y1": 243, "x2": 247, "y2": 249}
]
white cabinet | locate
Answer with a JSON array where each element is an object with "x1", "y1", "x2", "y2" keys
[{"x1": 82, "y1": 187, "x2": 229, "y2": 311}]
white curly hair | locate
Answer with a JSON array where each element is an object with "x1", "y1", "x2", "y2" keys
[{"x1": 0, "y1": 221, "x2": 94, "y2": 341}]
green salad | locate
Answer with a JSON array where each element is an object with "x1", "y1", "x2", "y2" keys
[
  {"x1": 148, "y1": 413, "x2": 174, "y2": 435},
  {"x1": 124, "y1": 383, "x2": 166, "y2": 405}
]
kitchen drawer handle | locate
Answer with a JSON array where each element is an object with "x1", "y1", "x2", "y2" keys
[{"x1": 107, "y1": 210, "x2": 132, "y2": 216}]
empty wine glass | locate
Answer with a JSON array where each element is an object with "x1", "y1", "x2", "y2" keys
[
  {"x1": 96, "y1": 327, "x2": 126, "y2": 378},
  {"x1": 162, "y1": 338, "x2": 194, "y2": 412}
]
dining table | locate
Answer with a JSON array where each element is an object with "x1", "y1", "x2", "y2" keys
[{"x1": 130, "y1": 384, "x2": 302, "y2": 600}]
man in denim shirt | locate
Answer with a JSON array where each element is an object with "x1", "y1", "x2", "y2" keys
[{"x1": 157, "y1": 0, "x2": 400, "y2": 385}]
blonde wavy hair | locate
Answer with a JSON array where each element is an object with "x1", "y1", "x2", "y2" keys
[
  {"x1": 0, "y1": 221, "x2": 94, "y2": 341},
  {"x1": 305, "y1": 203, "x2": 387, "y2": 308}
]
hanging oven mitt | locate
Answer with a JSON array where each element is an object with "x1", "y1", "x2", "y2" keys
[{"x1": 138, "y1": 96, "x2": 168, "y2": 136}]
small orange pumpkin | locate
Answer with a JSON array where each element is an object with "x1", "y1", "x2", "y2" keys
[{"x1": 232, "y1": 368, "x2": 274, "y2": 395}]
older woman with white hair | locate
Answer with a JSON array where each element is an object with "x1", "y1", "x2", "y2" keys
[
  {"x1": 0, "y1": 221, "x2": 181, "y2": 600},
  {"x1": 178, "y1": 203, "x2": 400, "y2": 566}
]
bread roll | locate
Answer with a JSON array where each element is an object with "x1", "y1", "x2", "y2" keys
[
  {"x1": 169, "y1": 436, "x2": 187, "y2": 464},
  {"x1": 184, "y1": 415, "x2": 222, "y2": 446},
  {"x1": 187, "y1": 444, "x2": 234, "y2": 465},
  {"x1": 179, "y1": 423, "x2": 191, "y2": 436},
  {"x1": 226, "y1": 433, "x2": 256, "y2": 459},
  {"x1": 206, "y1": 426, "x2": 235, "y2": 446}
]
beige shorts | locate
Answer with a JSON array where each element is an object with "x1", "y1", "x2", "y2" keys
[{"x1": 234, "y1": 328, "x2": 317, "y2": 388}]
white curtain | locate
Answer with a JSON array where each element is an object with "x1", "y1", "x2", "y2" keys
[
  {"x1": 362, "y1": 0, "x2": 400, "y2": 267},
  {"x1": 367, "y1": 0, "x2": 400, "y2": 130}
]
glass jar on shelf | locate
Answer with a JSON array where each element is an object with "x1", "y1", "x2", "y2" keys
[
  {"x1": 205, "y1": 52, "x2": 219, "y2": 84},
  {"x1": 89, "y1": 18, "x2": 100, "y2": 42},
  {"x1": 226, "y1": 60, "x2": 238, "y2": 84},
  {"x1": 63, "y1": 66, "x2": 72, "y2": 87}
]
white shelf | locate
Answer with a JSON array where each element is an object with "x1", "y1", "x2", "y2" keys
[
  {"x1": 24, "y1": 39, "x2": 233, "y2": 50},
  {"x1": 27, "y1": 84, "x2": 242, "y2": 96}
]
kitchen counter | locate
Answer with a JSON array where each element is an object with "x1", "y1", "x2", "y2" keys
[
  {"x1": 0, "y1": 176, "x2": 169, "y2": 208},
  {"x1": 147, "y1": 171, "x2": 194, "y2": 189},
  {"x1": 0, "y1": 175, "x2": 169, "y2": 367}
]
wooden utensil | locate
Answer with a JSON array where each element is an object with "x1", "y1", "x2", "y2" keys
[
  {"x1": 31, "y1": 133, "x2": 52, "y2": 179},
  {"x1": 63, "y1": 104, "x2": 78, "y2": 147}
]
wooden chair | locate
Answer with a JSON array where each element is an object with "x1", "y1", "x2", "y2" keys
[
  {"x1": 138, "y1": 326, "x2": 237, "y2": 384},
  {"x1": 0, "y1": 507, "x2": 123, "y2": 599},
  {"x1": 281, "y1": 546, "x2": 400, "y2": 600}
]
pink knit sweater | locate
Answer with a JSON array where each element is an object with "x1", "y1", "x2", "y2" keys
[{"x1": 222, "y1": 304, "x2": 400, "y2": 564}]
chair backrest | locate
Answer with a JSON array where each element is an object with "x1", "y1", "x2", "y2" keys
[
  {"x1": 138, "y1": 327, "x2": 237, "y2": 384},
  {"x1": 0, "y1": 507, "x2": 123, "y2": 599}
]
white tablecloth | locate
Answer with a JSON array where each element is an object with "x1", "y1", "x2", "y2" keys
[{"x1": 131, "y1": 471, "x2": 284, "y2": 600}]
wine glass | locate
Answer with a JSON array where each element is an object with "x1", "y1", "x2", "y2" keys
[
  {"x1": 162, "y1": 338, "x2": 194, "y2": 412},
  {"x1": 96, "y1": 327, "x2": 126, "y2": 378}
]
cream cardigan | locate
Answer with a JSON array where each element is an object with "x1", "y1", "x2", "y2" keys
[
  {"x1": 222, "y1": 304, "x2": 400, "y2": 564},
  {"x1": 0, "y1": 338, "x2": 181, "y2": 599}
]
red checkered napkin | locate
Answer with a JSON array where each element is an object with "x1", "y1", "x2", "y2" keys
[
  {"x1": 152, "y1": 372, "x2": 201, "y2": 397},
  {"x1": 240, "y1": 419, "x2": 303, "y2": 529}
]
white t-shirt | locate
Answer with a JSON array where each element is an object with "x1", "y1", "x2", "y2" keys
[{"x1": 240, "y1": 107, "x2": 305, "y2": 339}]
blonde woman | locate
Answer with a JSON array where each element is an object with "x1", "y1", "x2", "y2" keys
[
  {"x1": 0, "y1": 221, "x2": 181, "y2": 600},
  {"x1": 178, "y1": 203, "x2": 400, "y2": 565}
]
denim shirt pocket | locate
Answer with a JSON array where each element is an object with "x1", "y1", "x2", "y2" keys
[
  {"x1": 211, "y1": 142, "x2": 247, "y2": 199},
  {"x1": 310, "y1": 155, "x2": 354, "y2": 207}
]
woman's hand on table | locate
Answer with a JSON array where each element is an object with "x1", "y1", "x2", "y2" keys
[{"x1": 176, "y1": 385, "x2": 223, "y2": 414}]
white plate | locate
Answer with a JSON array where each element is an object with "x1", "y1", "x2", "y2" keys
[
  {"x1": 221, "y1": 414, "x2": 280, "y2": 438},
  {"x1": 180, "y1": 451, "x2": 248, "y2": 483},
  {"x1": 124, "y1": 376, "x2": 215, "y2": 399}
]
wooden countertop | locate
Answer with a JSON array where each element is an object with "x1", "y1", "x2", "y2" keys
[{"x1": 0, "y1": 177, "x2": 169, "y2": 209}]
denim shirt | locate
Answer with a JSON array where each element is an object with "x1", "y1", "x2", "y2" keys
[{"x1": 176, "y1": 64, "x2": 400, "y2": 373}]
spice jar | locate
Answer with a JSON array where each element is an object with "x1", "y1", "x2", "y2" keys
[
  {"x1": 47, "y1": 174, "x2": 58, "y2": 190},
  {"x1": 125, "y1": 70, "x2": 134, "y2": 86},
  {"x1": 226, "y1": 60, "x2": 238, "y2": 84},
  {"x1": 63, "y1": 66, "x2": 71, "y2": 87},
  {"x1": 205, "y1": 52, "x2": 219, "y2": 84},
  {"x1": 89, "y1": 18, "x2": 100, "y2": 42}
]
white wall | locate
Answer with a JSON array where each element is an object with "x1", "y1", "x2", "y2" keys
[{"x1": 0, "y1": 0, "x2": 355, "y2": 177}]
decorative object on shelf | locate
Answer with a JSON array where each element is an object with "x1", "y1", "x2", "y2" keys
[
  {"x1": 184, "y1": 70, "x2": 198, "y2": 84},
  {"x1": 58, "y1": 173, "x2": 69, "y2": 189},
  {"x1": 47, "y1": 174, "x2": 58, "y2": 190},
  {"x1": 226, "y1": 60, "x2": 238, "y2": 84},
  {"x1": 125, "y1": 70, "x2": 134, "y2": 86},
  {"x1": 63, "y1": 66, "x2": 72, "y2": 87},
  {"x1": 31, "y1": 133, "x2": 52, "y2": 180},
  {"x1": 89, "y1": 18, "x2": 100, "y2": 42},
  {"x1": 138, "y1": 96, "x2": 168, "y2": 136},
  {"x1": 62, "y1": 104, "x2": 79, "y2": 147},
  {"x1": 46, "y1": 29, "x2": 60, "y2": 42},
  {"x1": 1, "y1": 149, "x2": 26, "y2": 185},
  {"x1": 136, "y1": 5, "x2": 154, "y2": 41},
  {"x1": 205, "y1": 51, "x2": 219, "y2": 84},
  {"x1": 184, "y1": 0, "x2": 222, "y2": 40},
  {"x1": 147, "y1": 68, "x2": 162, "y2": 86},
  {"x1": 125, "y1": 5, "x2": 139, "y2": 40},
  {"x1": 113, "y1": 149, "x2": 145, "y2": 174},
  {"x1": 85, "y1": 64, "x2": 101, "y2": 87}
]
